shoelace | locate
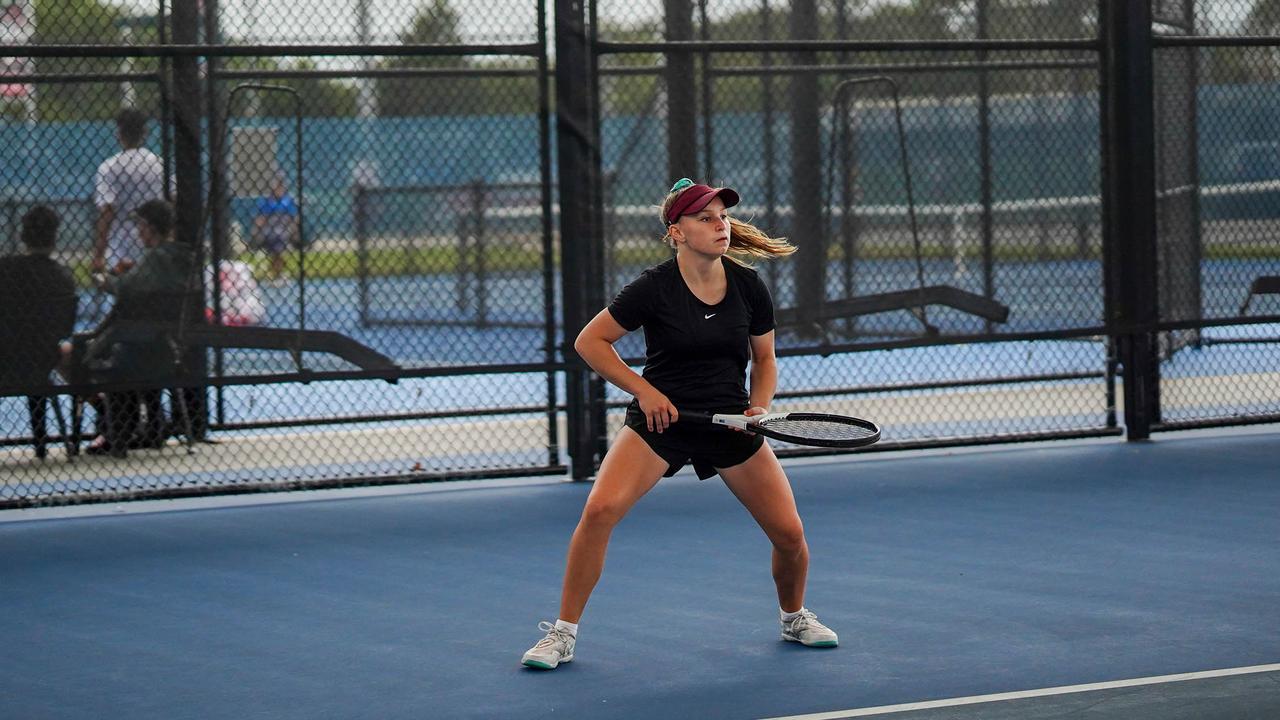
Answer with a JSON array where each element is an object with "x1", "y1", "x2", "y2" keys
[
  {"x1": 534, "y1": 621, "x2": 573, "y2": 650},
  {"x1": 787, "y1": 609, "x2": 821, "y2": 632}
]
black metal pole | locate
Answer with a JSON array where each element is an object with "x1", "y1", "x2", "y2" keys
[
  {"x1": 832, "y1": 83, "x2": 858, "y2": 336},
  {"x1": 790, "y1": 0, "x2": 825, "y2": 332},
  {"x1": 472, "y1": 180, "x2": 488, "y2": 328},
  {"x1": 556, "y1": 0, "x2": 606, "y2": 479},
  {"x1": 1101, "y1": 0, "x2": 1159, "y2": 439},
  {"x1": 760, "y1": 0, "x2": 778, "y2": 290},
  {"x1": 171, "y1": 2, "x2": 201, "y2": 249},
  {"x1": 204, "y1": 0, "x2": 227, "y2": 431},
  {"x1": 588, "y1": 0, "x2": 608, "y2": 461},
  {"x1": 158, "y1": 0, "x2": 173, "y2": 201},
  {"x1": 537, "y1": 0, "x2": 559, "y2": 469},
  {"x1": 665, "y1": 0, "x2": 698, "y2": 180},
  {"x1": 698, "y1": 0, "x2": 714, "y2": 180},
  {"x1": 977, "y1": 0, "x2": 995, "y2": 335},
  {"x1": 205, "y1": 0, "x2": 227, "y2": 267},
  {"x1": 355, "y1": 185, "x2": 371, "y2": 325},
  {"x1": 834, "y1": 0, "x2": 854, "y2": 337},
  {"x1": 1182, "y1": 5, "x2": 1204, "y2": 349},
  {"x1": 172, "y1": 0, "x2": 208, "y2": 438},
  {"x1": 293, "y1": 105, "x2": 307, "y2": 336}
]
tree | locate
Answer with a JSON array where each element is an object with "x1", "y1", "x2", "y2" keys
[
  {"x1": 255, "y1": 60, "x2": 361, "y2": 118},
  {"x1": 376, "y1": 0, "x2": 468, "y2": 117},
  {"x1": 31, "y1": 0, "x2": 124, "y2": 121},
  {"x1": 464, "y1": 57, "x2": 540, "y2": 116},
  {"x1": 1243, "y1": 0, "x2": 1280, "y2": 35},
  {"x1": 1237, "y1": 0, "x2": 1280, "y2": 82}
]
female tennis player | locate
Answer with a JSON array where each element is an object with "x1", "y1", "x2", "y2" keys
[{"x1": 521, "y1": 178, "x2": 838, "y2": 670}]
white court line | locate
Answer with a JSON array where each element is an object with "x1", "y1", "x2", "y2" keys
[{"x1": 757, "y1": 663, "x2": 1280, "y2": 720}]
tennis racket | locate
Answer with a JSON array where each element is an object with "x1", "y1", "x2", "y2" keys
[{"x1": 680, "y1": 410, "x2": 881, "y2": 449}]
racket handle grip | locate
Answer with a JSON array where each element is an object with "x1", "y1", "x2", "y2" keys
[{"x1": 679, "y1": 410, "x2": 751, "y2": 430}]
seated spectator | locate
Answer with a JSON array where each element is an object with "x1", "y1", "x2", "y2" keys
[
  {"x1": 251, "y1": 172, "x2": 299, "y2": 284},
  {"x1": 81, "y1": 199, "x2": 195, "y2": 456},
  {"x1": 0, "y1": 207, "x2": 78, "y2": 455}
]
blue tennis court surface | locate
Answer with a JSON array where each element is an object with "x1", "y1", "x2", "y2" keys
[{"x1": 2, "y1": 429, "x2": 1278, "y2": 719}]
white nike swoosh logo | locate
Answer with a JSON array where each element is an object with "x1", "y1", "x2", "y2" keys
[{"x1": 704, "y1": 313, "x2": 716, "y2": 319}]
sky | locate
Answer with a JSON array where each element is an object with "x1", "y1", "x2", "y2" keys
[
  {"x1": 113, "y1": 0, "x2": 559, "y2": 44},
  {"x1": 99, "y1": 0, "x2": 1254, "y2": 44},
  {"x1": 0, "y1": 0, "x2": 1249, "y2": 48}
]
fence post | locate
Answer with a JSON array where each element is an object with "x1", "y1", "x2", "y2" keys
[
  {"x1": 557, "y1": 0, "x2": 607, "y2": 479},
  {"x1": 1101, "y1": 0, "x2": 1159, "y2": 439},
  {"x1": 665, "y1": 0, "x2": 698, "y2": 180},
  {"x1": 472, "y1": 179, "x2": 488, "y2": 328},
  {"x1": 760, "y1": 0, "x2": 779, "y2": 292},
  {"x1": 456, "y1": 203, "x2": 471, "y2": 312},
  {"x1": 173, "y1": 0, "x2": 209, "y2": 439},
  {"x1": 204, "y1": 0, "x2": 230, "y2": 431},
  {"x1": 789, "y1": 0, "x2": 825, "y2": 333},
  {"x1": 977, "y1": 0, "x2": 996, "y2": 334},
  {"x1": 355, "y1": 185, "x2": 371, "y2": 325}
]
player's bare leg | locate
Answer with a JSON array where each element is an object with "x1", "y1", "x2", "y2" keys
[
  {"x1": 523, "y1": 428, "x2": 668, "y2": 669},
  {"x1": 559, "y1": 427, "x2": 668, "y2": 622},
  {"x1": 719, "y1": 444, "x2": 838, "y2": 647}
]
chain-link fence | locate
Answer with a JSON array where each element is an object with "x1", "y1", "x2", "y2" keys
[
  {"x1": 1149, "y1": 0, "x2": 1280, "y2": 429},
  {"x1": 584, "y1": 1, "x2": 1111, "y2": 463},
  {"x1": 1, "y1": 0, "x2": 559, "y2": 507},
  {"x1": 2, "y1": 0, "x2": 1277, "y2": 508}
]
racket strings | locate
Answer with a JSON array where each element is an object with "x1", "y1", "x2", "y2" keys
[{"x1": 756, "y1": 417, "x2": 877, "y2": 442}]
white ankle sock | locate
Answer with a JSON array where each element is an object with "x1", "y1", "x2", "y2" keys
[
  {"x1": 554, "y1": 619, "x2": 578, "y2": 636},
  {"x1": 780, "y1": 607, "x2": 805, "y2": 622}
]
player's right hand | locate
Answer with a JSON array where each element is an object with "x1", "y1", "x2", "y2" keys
[{"x1": 636, "y1": 388, "x2": 678, "y2": 433}]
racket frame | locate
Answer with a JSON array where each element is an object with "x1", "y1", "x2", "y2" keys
[{"x1": 680, "y1": 410, "x2": 881, "y2": 449}]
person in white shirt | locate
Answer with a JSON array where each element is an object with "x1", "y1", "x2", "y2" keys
[{"x1": 93, "y1": 108, "x2": 165, "y2": 274}]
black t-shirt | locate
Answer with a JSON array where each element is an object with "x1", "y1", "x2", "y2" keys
[
  {"x1": 0, "y1": 254, "x2": 77, "y2": 384},
  {"x1": 607, "y1": 257, "x2": 775, "y2": 410}
]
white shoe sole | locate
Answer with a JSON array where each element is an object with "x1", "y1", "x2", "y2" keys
[
  {"x1": 522, "y1": 653, "x2": 574, "y2": 669},
  {"x1": 782, "y1": 633, "x2": 838, "y2": 648}
]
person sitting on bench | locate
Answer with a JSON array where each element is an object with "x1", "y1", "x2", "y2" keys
[
  {"x1": 0, "y1": 206, "x2": 78, "y2": 457},
  {"x1": 81, "y1": 200, "x2": 195, "y2": 456}
]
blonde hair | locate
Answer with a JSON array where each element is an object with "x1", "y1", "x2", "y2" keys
[{"x1": 659, "y1": 186, "x2": 796, "y2": 264}]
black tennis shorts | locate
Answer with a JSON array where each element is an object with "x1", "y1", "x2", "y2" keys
[{"x1": 624, "y1": 401, "x2": 765, "y2": 480}]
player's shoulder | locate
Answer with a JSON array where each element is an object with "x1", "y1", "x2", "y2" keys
[
  {"x1": 724, "y1": 257, "x2": 761, "y2": 278},
  {"x1": 648, "y1": 256, "x2": 678, "y2": 274},
  {"x1": 724, "y1": 257, "x2": 767, "y2": 287},
  {"x1": 634, "y1": 256, "x2": 677, "y2": 283}
]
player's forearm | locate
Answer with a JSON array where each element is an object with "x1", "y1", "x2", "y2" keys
[
  {"x1": 574, "y1": 337, "x2": 652, "y2": 398},
  {"x1": 748, "y1": 357, "x2": 778, "y2": 410}
]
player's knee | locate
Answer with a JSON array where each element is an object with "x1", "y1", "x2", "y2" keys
[
  {"x1": 581, "y1": 497, "x2": 626, "y2": 529},
  {"x1": 770, "y1": 522, "x2": 806, "y2": 554}
]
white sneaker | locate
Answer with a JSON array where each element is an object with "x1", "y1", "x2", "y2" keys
[
  {"x1": 521, "y1": 621, "x2": 576, "y2": 669},
  {"x1": 781, "y1": 609, "x2": 839, "y2": 647}
]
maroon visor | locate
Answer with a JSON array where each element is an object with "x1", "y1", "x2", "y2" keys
[{"x1": 665, "y1": 184, "x2": 740, "y2": 224}]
